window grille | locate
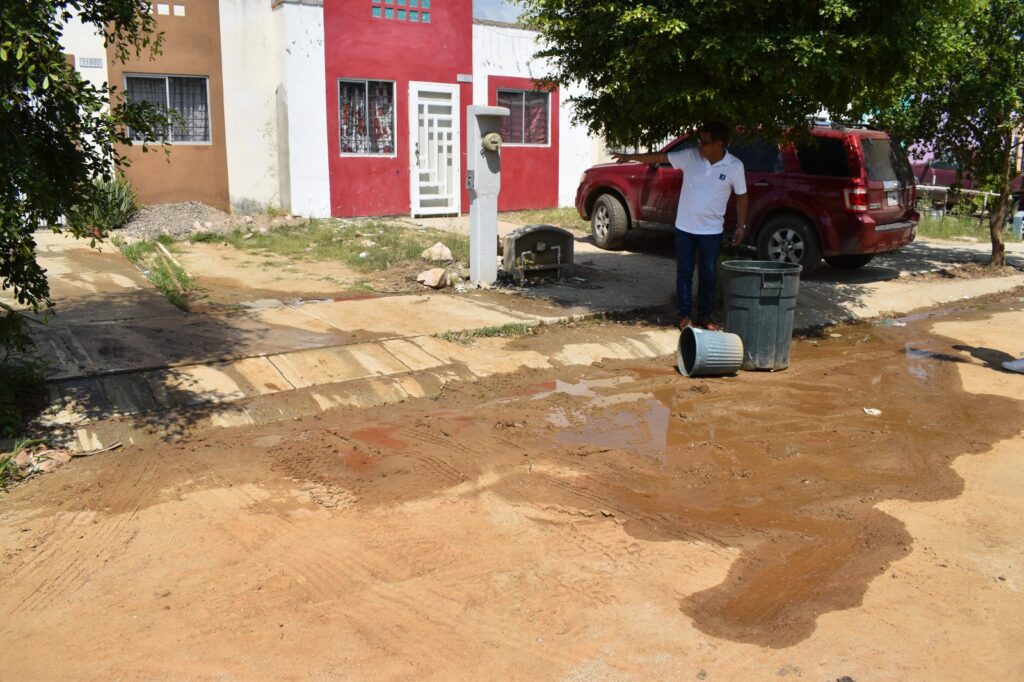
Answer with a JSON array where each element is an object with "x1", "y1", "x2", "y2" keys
[
  {"x1": 339, "y1": 80, "x2": 395, "y2": 155},
  {"x1": 497, "y1": 90, "x2": 549, "y2": 145},
  {"x1": 371, "y1": 0, "x2": 430, "y2": 22},
  {"x1": 125, "y1": 75, "x2": 210, "y2": 143}
]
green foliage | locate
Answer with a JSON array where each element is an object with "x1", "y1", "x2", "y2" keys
[
  {"x1": 878, "y1": 0, "x2": 1024, "y2": 264},
  {"x1": 188, "y1": 230, "x2": 222, "y2": 244},
  {"x1": 521, "y1": 0, "x2": 968, "y2": 148},
  {"x1": 1, "y1": 1, "x2": 167, "y2": 353},
  {"x1": 112, "y1": 236, "x2": 193, "y2": 310},
  {"x1": 0, "y1": 452, "x2": 21, "y2": 489},
  {"x1": 67, "y1": 175, "x2": 140, "y2": 233},
  {"x1": 0, "y1": 358, "x2": 46, "y2": 440},
  {"x1": 917, "y1": 213, "x2": 1022, "y2": 243},
  {"x1": 0, "y1": 438, "x2": 46, "y2": 489}
]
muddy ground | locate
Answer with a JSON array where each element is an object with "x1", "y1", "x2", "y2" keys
[{"x1": 2, "y1": 292, "x2": 1024, "y2": 680}]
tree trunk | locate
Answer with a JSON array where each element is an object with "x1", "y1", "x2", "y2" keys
[{"x1": 988, "y1": 130, "x2": 1013, "y2": 267}]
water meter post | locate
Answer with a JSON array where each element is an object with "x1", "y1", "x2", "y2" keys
[{"x1": 467, "y1": 105, "x2": 509, "y2": 284}]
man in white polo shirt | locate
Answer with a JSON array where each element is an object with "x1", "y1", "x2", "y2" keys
[{"x1": 613, "y1": 122, "x2": 748, "y2": 330}]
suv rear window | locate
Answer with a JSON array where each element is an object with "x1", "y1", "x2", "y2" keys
[
  {"x1": 796, "y1": 138, "x2": 853, "y2": 177},
  {"x1": 861, "y1": 138, "x2": 915, "y2": 185}
]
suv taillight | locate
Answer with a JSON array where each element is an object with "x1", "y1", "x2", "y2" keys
[{"x1": 844, "y1": 187, "x2": 869, "y2": 212}]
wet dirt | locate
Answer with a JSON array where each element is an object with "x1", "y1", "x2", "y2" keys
[
  {"x1": 2, "y1": 292, "x2": 1023, "y2": 677},
  {"x1": 257, "y1": 318, "x2": 1022, "y2": 648},
  {"x1": 303, "y1": 299, "x2": 1022, "y2": 647}
]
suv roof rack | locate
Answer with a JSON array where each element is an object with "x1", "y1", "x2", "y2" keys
[
  {"x1": 828, "y1": 120, "x2": 874, "y2": 131},
  {"x1": 806, "y1": 116, "x2": 875, "y2": 131}
]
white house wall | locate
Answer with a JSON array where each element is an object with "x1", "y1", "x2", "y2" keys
[
  {"x1": 219, "y1": 0, "x2": 281, "y2": 213},
  {"x1": 472, "y1": 21, "x2": 597, "y2": 208},
  {"x1": 273, "y1": 0, "x2": 331, "y2": 218},
  {"x1": 60, "y1": 14, "x2": 109, "y2": 92}
]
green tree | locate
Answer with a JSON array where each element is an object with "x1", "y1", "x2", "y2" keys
[
  {"x1": 521, "y1": 0, "x2": 970, "y2": 147},
  {"x1": 1, "y1": 0, "x2": 166, "y2": 353},
  {"x1": 878, "y1": 0, "x2": 1023, "y2": 266}
]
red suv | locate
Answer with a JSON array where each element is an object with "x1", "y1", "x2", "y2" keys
[{"x1": 575, "y1": 122, "x2": 919, "y2": 271}]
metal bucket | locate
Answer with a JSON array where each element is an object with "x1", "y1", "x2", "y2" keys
[{"x1": 677, "y1": 326, "x2": 745, "y2": 377}]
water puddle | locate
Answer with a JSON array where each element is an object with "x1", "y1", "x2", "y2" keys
[
  {"x1": 904, "y1": 342, "x2": 966, "y2": 381},
  {"x1": 530, "y1": 376, "x2": 637, "y2": 400},
  {"x1": 896, "y1": 306, "x2": 972, "y2": 324},
  {"x1": 555, "y1": 399, "x2": 671, "y2": 464}
]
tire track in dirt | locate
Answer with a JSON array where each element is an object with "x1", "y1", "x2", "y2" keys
[
  {"x1": 254, "y1": 424, "x2": 620, "y2": 668},
  {"x1": 161, "y1": 445, "x2": 359, "y2": 611},
  {"x1": 4, "y1": 452, "x2": 159, "y2": 620}
]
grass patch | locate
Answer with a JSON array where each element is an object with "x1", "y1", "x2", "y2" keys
[
  {"x1": 113, "y1": 236, "x2": 195, "y2": 311},
  {"x1": 0, "y1": 438, "x2": 44, "y2": 490},
  {"x1": 188, "y1": 231, "x2": 223, "y2": 244},
  {"x1": 197, "y1": 219, "x2": 471, "y2": 273},
  {"x1": 501, "y1": 207, "x2": 589, "y2": 233},
  {"x1": 148, "y1": 259, "x2": 193, "y2": 310},
  {"x1": 0, "y1": 452, "x2": 20, "y2": 489},
  {"x1": 917, "y1": 213, "x2": 1022, "y2": 243},
  {"x1": 436, "y1": 322, "x2": 537, "y2": 345}
]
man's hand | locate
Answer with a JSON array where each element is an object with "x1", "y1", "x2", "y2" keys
[
  {"x1": 731, "y1": 226, "x2": 745, "y2": 246},
  {"x1": 734, "y1": 194, "x2": 749, "y2": 246},
  {"x1": 610, "y1": 152, "x2": 634, "y2": 164}
]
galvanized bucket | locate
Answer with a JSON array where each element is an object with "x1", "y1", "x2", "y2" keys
[{"x1": 677, "y1": 326, "x2": 745, "y2": 377}]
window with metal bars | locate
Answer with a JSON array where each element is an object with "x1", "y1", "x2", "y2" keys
[
  {"x1": 371, "y1": 0, "x2": 431, "y2": 22},
  {"x1": 125, "y1": 75, "x2": 210, "y2": 143},
  {"x1": 497, "y1": 90, "x2": 549, "y2": 145},
  {"x1": 339, "y1": 79, "x2": 395, "y2": 155}
]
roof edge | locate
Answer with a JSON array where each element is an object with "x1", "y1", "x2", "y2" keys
[{"x1": 473, "y1": 17, "x2": 530, "y2": 30}]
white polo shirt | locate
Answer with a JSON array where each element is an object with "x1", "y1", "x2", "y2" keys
[{"x1": 667, "y1": 146, "x2": 747, "y2": 235}]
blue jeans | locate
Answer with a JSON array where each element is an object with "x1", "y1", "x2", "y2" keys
[{"x1": 675, "y1": 229, "x2": 722, "y2": 321}]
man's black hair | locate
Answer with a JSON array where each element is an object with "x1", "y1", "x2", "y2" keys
[{"x1": 700, "y1": 121, "x2": 730, "y2": 146}]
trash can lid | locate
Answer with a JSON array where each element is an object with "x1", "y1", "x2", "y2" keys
[{"x1": 721, "y1": 260, "x2": 803, "y2": 275}]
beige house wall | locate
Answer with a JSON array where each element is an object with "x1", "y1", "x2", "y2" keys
[{"x1": 108, "y1": 0, "x2": 230, "y2": 211}]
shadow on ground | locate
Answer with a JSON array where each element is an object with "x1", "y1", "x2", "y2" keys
[{"x1": 26, "y1": 287, "x2": 353, "y2": 444}]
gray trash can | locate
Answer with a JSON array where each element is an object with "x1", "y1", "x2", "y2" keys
[{"x1": 721, "y1": 260, "x2": 802, "y2": 371}]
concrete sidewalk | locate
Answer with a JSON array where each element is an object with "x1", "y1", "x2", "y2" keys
[{"x1": 19, "y1": 226, "x2": 1024, "y2": 449}]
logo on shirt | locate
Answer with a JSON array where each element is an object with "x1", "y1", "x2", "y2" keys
[{"x1": 719, "y1": 173, "x2": 727, "y2": 181}]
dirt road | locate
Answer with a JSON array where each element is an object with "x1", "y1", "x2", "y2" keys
[{"x1": 3, "y1": 292, "x2": 1024, "y2": 680}]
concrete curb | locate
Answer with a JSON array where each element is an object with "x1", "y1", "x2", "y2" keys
[{"x1": 53, "y1": 328, "x2": 681, "y2": 451}]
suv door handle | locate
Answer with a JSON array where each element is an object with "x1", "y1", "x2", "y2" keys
[{"x1": 754, "y1": 180, "x2": 773, "y2": 188}]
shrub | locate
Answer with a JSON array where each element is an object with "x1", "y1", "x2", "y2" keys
[
  {"x1": 0, "y1": 357, "x2": 47, "y2": 440},
  {"x1": 67, "y1": 175, "x2": 140, "y2": 234}
]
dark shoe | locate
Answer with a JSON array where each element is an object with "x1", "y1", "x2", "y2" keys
[
  {"x1": 697, "y1": 319, "x2": 721, "y2": 331},
  {"x1": 678, "y1": 316, "x2": 693, "y2": 331}
]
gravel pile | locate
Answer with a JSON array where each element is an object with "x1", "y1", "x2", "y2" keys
[{"x1": 117, "y1": 201, "x2": 232, "y2": 241}]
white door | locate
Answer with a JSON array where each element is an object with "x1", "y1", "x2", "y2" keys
[{"x1": 409, "y1": 82, "x2": 460, "y2": 216}]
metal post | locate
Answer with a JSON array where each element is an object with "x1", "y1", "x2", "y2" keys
[{"x1": 466, "y1": 105, "x2": 510, "y2": 284}]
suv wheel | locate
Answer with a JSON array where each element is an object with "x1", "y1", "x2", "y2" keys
[
  {"x1": 757, "y1": 215, "x2": 821, "y2": 273},
  {"x1": 590, "y1": 194, "x2": 629, "y2": 250},
  {"x1": 824, "y1": 254, "x2": 874, "y2": 269}
]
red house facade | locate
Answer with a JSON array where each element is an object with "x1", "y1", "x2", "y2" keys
[
  {"x1": 487, "y1": 75, "x2": 560, "y2": 212},
  {"x1": 323, "y1": 0, "x2": 473, "y2": 217},
  {"x1": 68, "y1": 1, "x2": 585, "y2": 219}
]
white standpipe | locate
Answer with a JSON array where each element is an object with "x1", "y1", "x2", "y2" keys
[{"x1": 466, "y1": 105, "x2": 510, "y2": 284}]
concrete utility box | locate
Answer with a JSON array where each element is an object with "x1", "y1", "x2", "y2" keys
[
  {"x1": 467, "y1": 105, "x2": 510, "y2": 284},
  {"x1": 502, "y1": 224, "x2": 574, "y2": 283}
]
